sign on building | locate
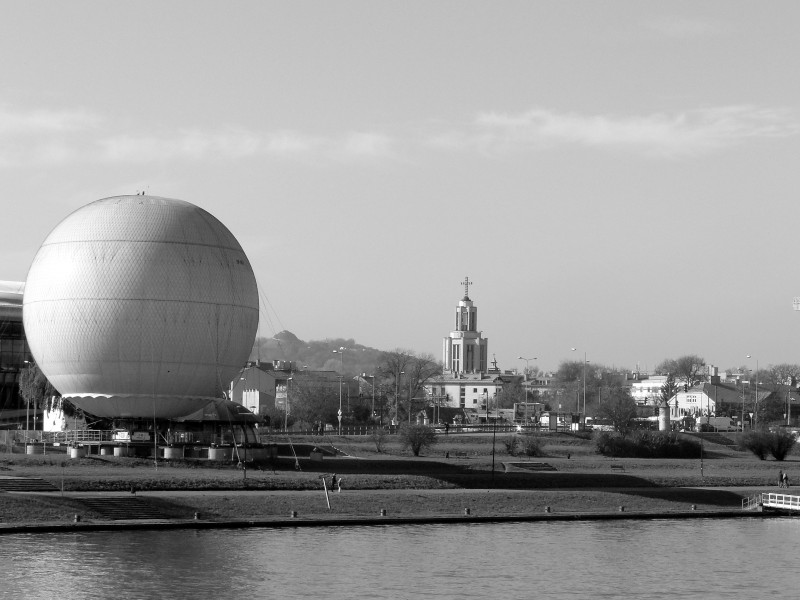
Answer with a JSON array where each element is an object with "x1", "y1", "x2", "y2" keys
[{"x1": 275, "y1": 384, "x2": 288, "y2": 411}]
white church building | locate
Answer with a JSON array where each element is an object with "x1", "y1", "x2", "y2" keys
[{"x1": 425, "y1": 278, "x2": 522, "y2": 416}]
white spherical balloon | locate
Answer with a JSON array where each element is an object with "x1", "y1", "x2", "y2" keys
[{"x1": 23, "y1": 195, "x2": 259, "y2": 418}]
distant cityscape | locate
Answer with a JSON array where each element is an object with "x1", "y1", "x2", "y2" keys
[{"x1": 3, "y1": 272, "x2": 800, "y2": 433}]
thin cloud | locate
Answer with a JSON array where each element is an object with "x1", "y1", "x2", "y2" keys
[
  {"x1": 98, "y1": 129, "x2": 264, "y2": 162},
  {"x1": 434, "y1": 106, "x2": 800, "y2": 157},
  {"x1": 97, "y1": 129, "x2": 393, "y2": 163},
  {"x1": 0, "y1": 104, "x2": 100, "y2": 134},
  {"x1": 339, "y1": 132, "x2": 394, "y2": 160},
  {"x1": 0, "y1": 98, "x2": 396, "y2": 167},
  {"x1": 263, "y1": 131, "x2": 324, "y2": 156},
  {"x1": 1, "y1": 100, "x2": 794, "y2": 168}
]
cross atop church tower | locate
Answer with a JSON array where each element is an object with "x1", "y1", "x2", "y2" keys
[{"x1": 460, "y1": 276, "x2": 472, "y2": 300}]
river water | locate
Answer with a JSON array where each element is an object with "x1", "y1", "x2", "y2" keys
[{"x1": 1, "y1": 518, "x2": 797, "y2": 599}]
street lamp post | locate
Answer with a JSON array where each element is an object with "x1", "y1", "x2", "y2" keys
[
  {"x1": 741, "y1": 377, "x2": 746, "y2": 431},
  {"x1": 362, "y1": 373, "x2": 376, "y2": 424},
  {"x1": 788, "y1": 388, "x2": 792, "y2": 427},
  {"x1": 518, "y1": 356, "x2": 537, "y2": 427},
  {"x1": 378, "y1": 384, "x2": 385, "y2": 427},
  {"x1": 333, "y1": 347, "x2": 347, "y2": 434},
  {"x1": 394, "y1": 371, "x2": 404, "y2": 426},
  {"x1": 517, "y1": 356, "x2": 538, "y2": 381},
  {"x1": 23, "y1": 360, "x2": 32, "y2": 433},
  {"x1": 571, "y1": 348, "x2": 587, "y2": 424},
  {"x1": 284, "y1": 377, "x2": 292, "y2": 432},
  {"x1": 747, "y1": 355, "x2": 758, "y2": 429}
]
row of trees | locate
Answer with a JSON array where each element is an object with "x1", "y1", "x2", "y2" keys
[
  {"x1": 19, "y1": 341, "x2": 800, "y2": 433},
  {"x1": 268, "y1": 347, "x2": 800, "y2": 431},
  {"x1": 536, "y1": 353, "x2": 800, "y2": 434},
  {"x1": 260, "y1": 348, "x2": 443, "y2": 430},
  {"x1": 652, "y1": 355, "x2": 800, "y2": 427}
]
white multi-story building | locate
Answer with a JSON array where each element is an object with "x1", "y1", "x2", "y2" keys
[{"x1": 630, "y1": 375, "x2": 668, "y2": 406}]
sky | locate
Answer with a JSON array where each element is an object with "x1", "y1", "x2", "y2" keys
[{"x1": 3, "y1": 1, "x2": 800, "y2": 375}]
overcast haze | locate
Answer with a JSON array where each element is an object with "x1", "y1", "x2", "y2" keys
[{"x1": 3, "y1": 1, "x2": 800, "y2": 374}]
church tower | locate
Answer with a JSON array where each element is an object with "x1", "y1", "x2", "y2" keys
[{"x1": 442, "y1": 277, "x2": 488, "y2": 374}]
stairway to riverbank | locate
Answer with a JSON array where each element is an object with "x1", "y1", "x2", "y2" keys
[
  {"x1": 0, "y1": 476, "x2": 59, "y2": 492},
  {"x1": 505, "y1": 462, "x2": 558, "y2": 472},
  {"x1": 77, "y1": 497, "x2": 168, "y2": 520}
]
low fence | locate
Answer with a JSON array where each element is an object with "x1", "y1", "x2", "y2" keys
[
  {"x1": 266, "y1": 423, "x2": 577, "y2": 437},
  {"x1": 0, "y1": 423, "x2": 576, "y2": 453}
]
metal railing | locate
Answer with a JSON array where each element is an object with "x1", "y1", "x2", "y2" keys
[
  {"x1": 741, "y1": 494, "x2": 762, "y2": 511},
  {"x1": 47, "y1": 430, "x2": 112, "y2": 443},
  {"x1": 762, "y1": 492, "x2": 800, "y2": 511}
]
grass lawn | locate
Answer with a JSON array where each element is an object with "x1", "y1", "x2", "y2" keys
[{"x1": 0, "y1": 431, "x2": 795, "y2": 525}]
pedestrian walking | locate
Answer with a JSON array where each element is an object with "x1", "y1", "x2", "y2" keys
[
  {"x1": 778, "y1": 470, "x2": 784, "y2": 488},
  {"x1": 783, "y1": 472, "x2": 790, "y2": 488}
]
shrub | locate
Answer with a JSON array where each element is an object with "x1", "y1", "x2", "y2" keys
[
  {"x1": 371, "y1": 427, "x2": 388, "y2": 453},
  {"x1": 742, "y1": 430, "x2": 797, "y2": 461},
  {"x1": 768, "y1": 430, "x2": 797, "y2": 461},
  {"x1": 521, "y1": 435, "x2": 544, "y2": 457},
  {"x1": 740, "y1": 432, "x2": 769, "y2": 460},
  {"x1": 595, "y1": 430, "x2": 699, "y2": 458},
  {"x1": 398, "y1": 424, "x2": 437, "y2": 456},
  {"x1": 503, "y1": 435, "x2": 518, "y2": 455}
]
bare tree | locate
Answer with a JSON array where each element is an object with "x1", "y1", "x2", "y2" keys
[
  {"x1": 597, "y1": 385, "x2": 638, "y2": 436},
  {"x1": 398, "y1": 423, "x2": 438, "y2": 456},
  {"x1": 655, "y1": 355, "x2": 705, "y2": 387},
  {"x1": 760, "y1": 364, "x2": 800, "y2": 389},
  {"x1": 377, "y1": 349, "x2": 442, "y2": 423},
  {"x1": 287, "y1": 373, "x2": 340, "y2": 428},
  {"x1": 494, "y1": 381, "x2": 525, "y2": 409},
  {"x1": 377, "y1": 348, "x2": 415, "y2": 422}
]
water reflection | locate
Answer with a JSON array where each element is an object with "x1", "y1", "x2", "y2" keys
[{"x1": 1, "y1": 519, "x2": 798, "y2": 599}]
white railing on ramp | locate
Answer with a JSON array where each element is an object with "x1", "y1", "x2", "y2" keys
[{"x1": 762, "y1": 492, "x2": 800, "y2": 512}]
